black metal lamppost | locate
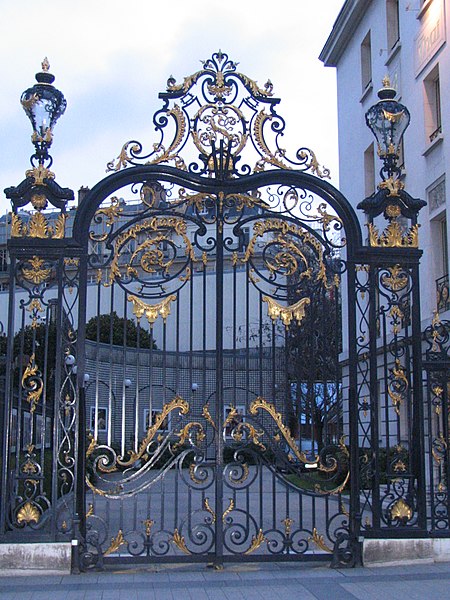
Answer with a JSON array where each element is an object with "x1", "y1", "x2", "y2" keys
[
  {"x1": 4, "y1": 58, "x2": 73, "y2": 218},
  {"x1": 365, "y1": 76, "x2": 410, "y2": 185},
  {"x1": 358, "y1": 77, "x2": 425, "y2": 242}
]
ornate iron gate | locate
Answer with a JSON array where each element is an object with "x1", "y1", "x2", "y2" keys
[{"x1": 0, "y1": 52, "x2": 429, "y2": 570}]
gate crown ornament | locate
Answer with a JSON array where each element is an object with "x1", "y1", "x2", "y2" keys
[{"x1": 106, "y1": 50, "x2": 331, "y2": 180}]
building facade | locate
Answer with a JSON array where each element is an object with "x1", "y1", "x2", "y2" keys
[{"x1": 320, "y1": 0, "x2": 449, "y2": 323}]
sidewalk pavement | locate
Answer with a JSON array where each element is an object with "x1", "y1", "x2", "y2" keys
[{"x1": 1, "y1": 560, "x2": 450, "y2": 600}]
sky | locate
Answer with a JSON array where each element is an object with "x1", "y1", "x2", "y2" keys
[{"x1": 0, "y1": 0, "x2": 344, "y2": 214}]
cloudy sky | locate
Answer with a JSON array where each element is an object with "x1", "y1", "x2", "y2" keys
[{"x1": 0, "y1": 0, "x2": 343, "y2": 213}]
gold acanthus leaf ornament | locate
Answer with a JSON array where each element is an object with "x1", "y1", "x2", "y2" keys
[
  {"x1": 12, "y1": 212, "x2": 67, "y2": 239},
  {"x1": 367, "y1": 222, "x2": 419, "y2": 248},
  {"x1": 390, "y1": 498, "x2": 412, "y2": 522},
  {"x1": 222, "y1": 499, "x2": 234, "y2": 523},
  {"x1": 381, "y1": 265, "x2": 408, "y2": 292},
  {"x1": 203, "y1": 497, "x2": 216, "y2": 523},
  {"x1": 202, "y1": 403, "x2": 216, "y2": 429},
  {"x1": 388, "y1": 359, "x2": 408, "y2": 416},
  {"x1": 22, "y1": 256, "x2": 52, "y2": 284},
  {"x1": 378, "y1": 177, "x2": 405, "y2": 197},
  {"x1": 172, "y1": 422, "x2": 205, "y2": 449},
  {"x1": 103, "y1": 529, "x2": 126, "y2": 556},
  {"x1": 128, "y1": 294, "x2": 176, "y2": 326},
  {"x1": 308, "y1": 528, "x2": 333, "y2": 553},
  {"x1": 244, "y1": 529, "x2": 267, "y2": 555},
  {"x1": 21, "y1": 354, "x2": 44, "y2": 413},
  {"x1": 25, "y1": 165, "x2": 55, "y2": 186},
  {"x1": 17, "y1": 502, "x2": 40, "y2": 525},
  {"x1": 172, "y1": 529, "x2": 191, "y2": 554},
  {"x1": 262, "y1": 296, "x2": 310, "y2": 328}
]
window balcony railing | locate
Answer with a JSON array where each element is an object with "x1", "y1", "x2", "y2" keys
[{"x1": 436, "y1": 274, "x2": 450, "y2": 313}]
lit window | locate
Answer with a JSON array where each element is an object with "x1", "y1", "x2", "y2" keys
[{"x1": 361, "y1": 31, "x2": 372, "y2": 92}]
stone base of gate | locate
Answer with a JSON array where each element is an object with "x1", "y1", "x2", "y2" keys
[
  {"x1": 363, "y1": 538, "x2": 450, "y2": 566},
  {"x1": 0, "y1": 543, "x2": 71, "y2": 574}
]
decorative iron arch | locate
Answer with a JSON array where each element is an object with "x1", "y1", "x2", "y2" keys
[{"x1": 73, "y1": 166, "x2": 363, "y2": 255}]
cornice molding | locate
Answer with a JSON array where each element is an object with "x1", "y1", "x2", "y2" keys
[{"x1": 319, "y1": 0, "x2": 372, "y2": 67}]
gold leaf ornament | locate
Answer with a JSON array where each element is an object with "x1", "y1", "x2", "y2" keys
[
  {"x1": 22, "y1": 256, "x2": 52, "y2": 284},
  {"x1": 17, "y1": 502, "x2": 40, "y2": 525},
  {"x1": 390, "y1": 498, "x2": 412, "y2": 522}
]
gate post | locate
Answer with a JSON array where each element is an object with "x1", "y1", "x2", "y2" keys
[
  {"x1": 0, "y1": 60, "x2": 82, "y2": 572},
  {"x1": 355, "y1": 79, "x2": 428, "y2": 555}
]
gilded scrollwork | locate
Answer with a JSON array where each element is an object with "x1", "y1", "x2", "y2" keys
[
  {"x1": 21, "y1": 354, "x2": 44, "y2": 413},
  {"x1": 308, "y1": 528, "x2": 333, "y2": 553},
  {"x1": 104, "y1": 216, "x2": 194, "y2": 287},
  {"x1": 172, "y1": 529, "x2": 191, "y2": 554},
  {"x1": 103, "y1": 530, "x2": 126, "y2": 556},
  {"x1": 106, "y1": 51, "x2": 330, "y2": 179},
  {"x1": 249, "y1": 397, "x2": 319, "y2": 467},
  {"x1": 388, "y1": 359, "x2": 408, "y2": 416},
  {"x1": 173, "y1": 422, "x2": 205, "y2": 450},
  {"x1": 244, "y1": 529, "x2": 267, "y2": 554},
  {"x1": 380, "y1": 265, "x2": 408, "y2": 292}
]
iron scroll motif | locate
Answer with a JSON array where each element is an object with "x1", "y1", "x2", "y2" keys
[{"x1": 107, "y1": 50, "x2": 330, "y2": 179}]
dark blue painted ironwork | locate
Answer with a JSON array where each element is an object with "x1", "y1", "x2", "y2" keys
[{"x1": 0, "y1": 53, "x2": 431, "y2": 573}]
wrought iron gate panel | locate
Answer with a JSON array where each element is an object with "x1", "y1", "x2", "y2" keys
[
  {"x1": 0, "y1": 240, "x2": 81, "y2": 540},
  {"x1": 77, "y1": 176, "x2": 353, "y2": 566},
  {"x1": 353, "y1": 254, "x2": 426, "y2": 536},
  {"x1": 424, "y1": 317, "x2": 450, "y2": 534}
]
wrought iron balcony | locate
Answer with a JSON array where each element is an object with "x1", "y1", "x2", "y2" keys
[{"x1": 436, "y1": 273, "x2": 450, "y2": 312}]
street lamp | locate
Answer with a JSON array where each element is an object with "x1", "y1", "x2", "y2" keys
[
  {"x1": 20, "y1": 57, "x2": 67, "y2": 167},
  {"x1": 365, "y1": 77, "x2": 410, "y2": 184},
  {"x1": 358, "y1": 77, "x2": 425, "y2": 243},
  {"x1": 4, "y1": 59, "x2": 73, "y2": 218}
]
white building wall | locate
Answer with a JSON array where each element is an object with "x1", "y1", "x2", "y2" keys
[{"x1": 321, "y1": 0, "x2": 450, "y2": 324}]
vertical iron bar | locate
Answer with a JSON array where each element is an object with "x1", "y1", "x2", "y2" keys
[
  {"x1": 368, "y1": 265, "x2": 380, "y2": 530},
  {"x1": 411, "y1": 261, "x2": 426, "y2": 530},
  {"x1": 0, "y1": 254, "x2": 16, "y2": 534},
  {"x1": 214, "y1": 196, "x2": 224, "y2": 565},
  {"x1": 347, "y1": 262, "x2": 362, "y2": 554}
]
